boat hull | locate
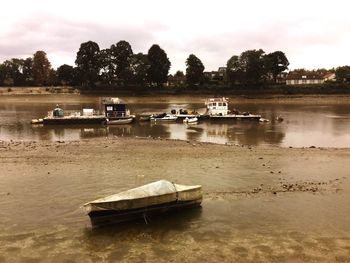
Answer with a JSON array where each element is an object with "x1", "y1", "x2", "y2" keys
[
  {"x1": 209, "y1": 115, "x2": 261, "y2": 121},
  {"x1": 43, "y1": 116, "x2": 106, "y2": 125},
  {"x1": 88, "y1": 199, "x2": 202, "y2": 227},
  {"x1": 107, "y1": 118, "x2": 134, "y2": 125}
]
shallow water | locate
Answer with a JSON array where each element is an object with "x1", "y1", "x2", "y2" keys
[{"x1": 1, "y1": 95, "x2": 350, "y2": 147}]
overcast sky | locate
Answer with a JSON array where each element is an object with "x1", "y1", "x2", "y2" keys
[{"x1": 1, "y1": 0, "x2": 350, "y2": 73}]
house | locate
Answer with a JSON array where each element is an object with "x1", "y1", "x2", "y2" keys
[
  {"x1": 204, "y1": 67, "x2": 227, "y2": 81},
  {"x1": 286, "y1": 73, "x2": 333, "y2": 85},
  {"x1": 167, "y1": 74, "x2": 186, "y2": 87},
  {"x1": 323, "y1": 72, "x2": 336, "y2": 82}
]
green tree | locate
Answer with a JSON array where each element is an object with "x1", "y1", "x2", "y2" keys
[
  {"x1": 264, "y1": 51, "x2": 289, "y2": 82},
  {"x1": 32, "y1": 51, "x2": 51, "y2": 86},
  {"x1": 335, "y1": 66, "x2": 350, "y2": 82},
  {"x1": 174, "y1": 71, "x2": 184, "y2": 77},
  {"x1": 239, "y1": 49, "x2": 265, "y2": 84},
  {"x1": 130, "y1": 53, "x2": 150, "y2": 86},
  {"x1": 147, "y1": 44, "x2": 171, "y2": 87},
  {"x1": 22, "y1": 57, "x2": 33, "y2": 85},
  {"x1": 0, "y1": 59, "x2": 27, "y2": 86},
  {"x1": 75, "y1": 41, "x2": 101, "y2": 87},
  {"x1": 99, "y1": 48, "x2": 115, "y2": 86},
  {"x1": 57, "y1": 64, "x2": 75, "y2": 85},
  {"x1": 185, "y1": 54, "x2": 205, "y2": 85},
  {"x1": 226, "y1": 55, "x2": 243, "y2": 85},
  {"x1": 110, "y1": 40, "x2": 133, "y2": 84}
]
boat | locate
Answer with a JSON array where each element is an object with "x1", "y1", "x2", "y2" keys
[
  {"x1": 150, "y1": 113, "x2": 178, "y2": 121},
  {"x1": 183, "y1": 117, "x2": 198, "y2": 124},
  {"x1": 83, "y1": 180, "x2": 202, "y2": 227},
  {"x1": 170, "y1": 108, "x2": 201, "y2": 119},
  {"x1": 31, "y1": 118, "x2": 43, "y2": 124},
  {"x1": 259, "y1": 118, "x2": 270, "y2": 123},
  {"x1": 102, "y1": 97, "x2": 135, "y2": 124},
  {"x1": 205, "y1": 97, "x2": 261, "y2": 121},
  {"x1": 106, "y1": 117, "x2": 133, "y2": 125},
  {"x1": 42, "y1": 105, "x2": 106, "y2": 125}
]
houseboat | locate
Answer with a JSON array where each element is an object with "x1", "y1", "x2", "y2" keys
[
  {"x1": 102, "y1": 97, "x2": 135, "y2": 125},
  {"x1": 205, "y1": 98, "x2": 261, "y2": 121}
]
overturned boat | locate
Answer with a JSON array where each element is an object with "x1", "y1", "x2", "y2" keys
[{"x1": 83, "y1": 180, "x2": 202, "y2": 227}]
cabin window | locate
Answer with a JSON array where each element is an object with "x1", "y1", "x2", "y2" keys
[
  {"x1": 223, "y1": 103, "x2": 226, "y2": 106},
  {"x1": 106, "y1": 106, "x2": 113, "y2": 111},
  {"x1": 212, "y1": 103, "x2": 217, "y2": 106},
  {"x1": 218, "y1": 103, "x2": 223, "y2": 106}
]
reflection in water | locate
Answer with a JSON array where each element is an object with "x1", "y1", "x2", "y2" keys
[{"x1": 1, "y1": 95, "x2": 350, "y2": 147}]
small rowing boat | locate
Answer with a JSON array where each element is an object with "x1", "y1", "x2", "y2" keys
[{"x1": 83, "y1": 180, "x2": 202, "y2": 227}]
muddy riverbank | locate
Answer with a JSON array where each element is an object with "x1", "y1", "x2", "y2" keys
[{"x1": 0, "y1": 138, "x2": 350, "y2": 262}]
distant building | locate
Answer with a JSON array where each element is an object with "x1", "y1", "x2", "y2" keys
[
  {"x1": 204, "y1": 67, "x2": 227, "y2": 81},
  {"x1": 276, "y1": 72, "x2": 288, "y2": 84},
  {"x1": 286, "y1": 72, "x2": 335, "y2": 85},
  {"x1": 167, "y1": 74, "x2": 186, "y2": 87}
]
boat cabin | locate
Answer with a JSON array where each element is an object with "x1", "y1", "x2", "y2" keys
[
  {"x1": 102, "y1": 97, "x2": 130, "y2": 118},
  {"x1": 205, "y1": 98, "x2": 229, "y2": 116}
]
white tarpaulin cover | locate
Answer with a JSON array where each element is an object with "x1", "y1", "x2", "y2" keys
[{"x1": 84, "y1": 180, "x2": 202, "y2": 213}]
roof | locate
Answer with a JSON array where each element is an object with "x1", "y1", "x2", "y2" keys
[{"x1": 286, "y1": 73, "x2": 324, "y2": 81}]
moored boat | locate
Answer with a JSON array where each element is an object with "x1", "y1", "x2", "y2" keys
[
  {"x1": 150, "y1": 113, "x2": 178, "y2": 121},
  {"x1": 106, "y1": 117, "x2": 133, "y2": 125},
  {"x1": 183, "y1": 117, "x2": 198, "y2": 124},
  {"x1": 102, "y1": 97, "x2": 135, "y2": 124},
  {"x1": 83, "y1": 180, "x2": 202, "y2": 227},
  {"x1": 205, "y1": 97, "x2": 261, "y2": 121}
]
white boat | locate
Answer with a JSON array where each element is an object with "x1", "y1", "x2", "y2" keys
[
  {"x1": 151, "y1": 113, "x2": 178, "y2": 121},
  {"x1": 183, "y1": 117, "x2": 198, "y2": 124},
  {"x1": 106, "y1": 117, "x2": 134, "y2": 125},
  {"x1": 83, "y1": 180, "x2": 202, "y2": 227}
]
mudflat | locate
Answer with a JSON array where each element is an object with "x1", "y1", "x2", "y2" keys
[{"x1": 0, "y1": 138, "x2": 350, "y2": 262}]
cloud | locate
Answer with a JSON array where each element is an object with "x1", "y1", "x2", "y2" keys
[{"x1": 0, "y1": 15, "x2": 165, "y2": 68}]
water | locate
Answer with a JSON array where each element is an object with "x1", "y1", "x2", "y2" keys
[
  {"x1": 1, "y1": 94, "x2": 350, "y2": 261},
  {"x1": 1, "y1": 94, "x2": 350, "y2": 147}
]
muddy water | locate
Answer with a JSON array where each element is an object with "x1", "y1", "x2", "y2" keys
[
  {"x1": 1, "y1": 95, "x2": 350, "y2": 262},
  {"x1": 1, "y1": 95, "x2": 350, "y2": 147}
]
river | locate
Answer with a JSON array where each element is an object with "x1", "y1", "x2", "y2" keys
[{"x1": 1, "y1": 94, "x2": 350, "y2": 147}]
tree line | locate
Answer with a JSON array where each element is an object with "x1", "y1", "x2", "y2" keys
[{"x1": 1, "y1": 40, "x2": 350, "y2": 88}]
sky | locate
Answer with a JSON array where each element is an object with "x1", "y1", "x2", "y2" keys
[{"x1": 1, "y1": 0, "x2": 350, "y2": 73}]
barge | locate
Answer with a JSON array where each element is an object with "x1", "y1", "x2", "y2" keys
[{"x1": 42, "y1": 106, "x2": 106, "y2": 125}]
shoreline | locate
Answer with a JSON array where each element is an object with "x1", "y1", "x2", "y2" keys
[{"x1": 1, "y1": 137, "x2": 350, "y2": 261}]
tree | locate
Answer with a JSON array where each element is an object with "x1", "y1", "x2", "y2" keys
[
  {"x1": 110, "y1": 40, "x2": 133, "y2": 84},
  {"x1": 22, "y1": 57, "x2": 33, "y2": 85},
  {"x1": 130, "y1": 53, "x2": 150, "y2": 86},
  {"x1": 226, "y1": 55, "x2": 243, "y2": 85},
  {"x1": 0, "y1": 59, "x2": 28, "y2": 86},
  {"x1": 264, "y1": 51, "x2": 289, "y2": 82},
  {"x1": 185, "y1": 54, "x2": 205, "y2": 85},
  {"x1": 57, "y1": 64, "x2": 75, "y2": 85},
  {"x1": 99, "y1": 48, "x2": 115, "y2": 86},
  {"x1": 239, "y1": 49, "x2": 265, "y2": 84},
  {"x1": 147, "y1": 44, "x2": 171, "y2": 86},
  {"x1": 174, "y1": 71, "x2": 184, "y2": 77},
  {"x1": 32, "y1": 51, "x2": 51, "y2": 86},
  {"x1": 75, "y1": 41, "x2": 101, "y2": 87},
  {"x1": 335, "y1": 66, "x2": 350, "y2": 83}
]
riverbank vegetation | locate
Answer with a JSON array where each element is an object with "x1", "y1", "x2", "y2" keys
[{"x1": 1, "y1": 40, "x2": 350, "y2": 95}]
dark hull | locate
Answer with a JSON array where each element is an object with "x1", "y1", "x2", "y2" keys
[
  {"x1": 209, "y1": 116, "x2": 261, "y2": 121},
  {"x1": 43, "y1": 117, "x2": 106, "y2": 125},
  {"x1": 88, "y1": 200, "x2": 201, "y2": 227}
]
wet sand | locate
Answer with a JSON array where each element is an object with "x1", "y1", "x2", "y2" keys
[{"x1": 0, "y1": 138, "x2": 350, "y2": 262}]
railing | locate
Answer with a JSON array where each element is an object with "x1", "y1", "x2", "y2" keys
[{"x1": 47, "y1": 109, "x2": 103, "y2": 117}]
